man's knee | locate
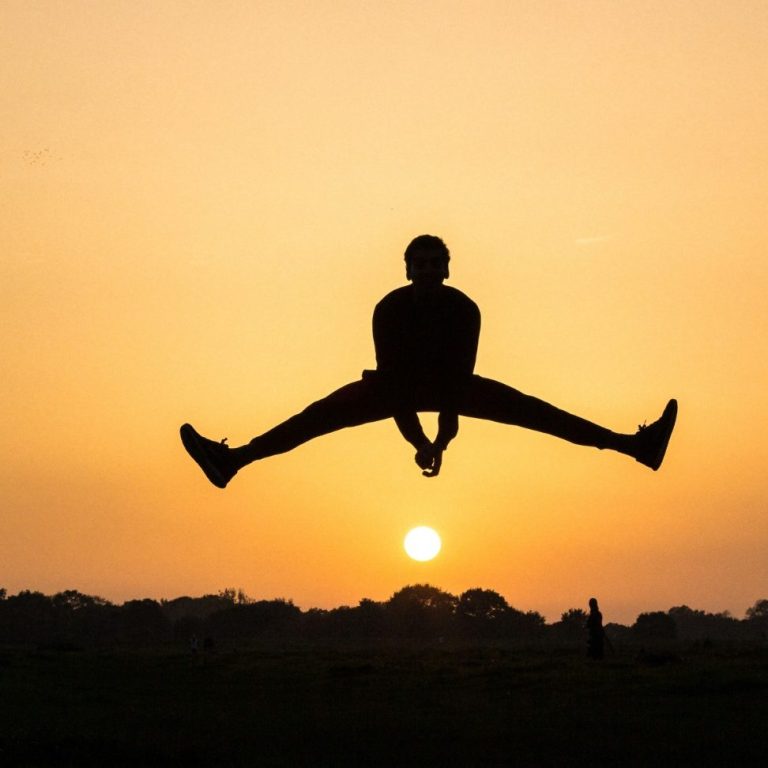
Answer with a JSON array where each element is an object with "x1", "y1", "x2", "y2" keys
[
  {"x1": 457, "y1": 375, "x2": 532, "y2": 421},
  {"x1": 300, "y1": 378, "x2": 391, "y2": 429}
]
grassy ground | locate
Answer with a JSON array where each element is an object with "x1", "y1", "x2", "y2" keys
[{"x1": 1, "y1": 643, "x2": 766, "y2": 766}]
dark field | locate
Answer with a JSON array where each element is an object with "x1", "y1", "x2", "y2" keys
[{"x1": 1, "y1": 644, "x2": 766, "y2": 766}]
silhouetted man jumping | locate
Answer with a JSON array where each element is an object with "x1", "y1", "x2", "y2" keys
[{"x1": 181, "y1": 235, "x2": 677, "y2": 487}]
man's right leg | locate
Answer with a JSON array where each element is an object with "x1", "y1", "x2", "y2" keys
[
  {"x1": 233, "y1": 378, "x2": 393, "y2": 466},
  {"x1": 181, "y1": 377, "x2": 393, "y2": 487}
]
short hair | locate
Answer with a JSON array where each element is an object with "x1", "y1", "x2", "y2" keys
[{"x1": 404, "y1": 234, "x2": 450, "y2": 264}]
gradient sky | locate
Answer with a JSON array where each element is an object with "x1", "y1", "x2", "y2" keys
[{"x1": 2, "y1": 1, "x2": 766, "y2": 623}]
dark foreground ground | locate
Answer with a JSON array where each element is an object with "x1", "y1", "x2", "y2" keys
[{"x1": 1, "y1": 643, "x2": 766, "y2": 766}]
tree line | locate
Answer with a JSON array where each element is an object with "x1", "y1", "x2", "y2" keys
[{"x1": 0, "y1": 585, "x2": 766, "y2": 651}]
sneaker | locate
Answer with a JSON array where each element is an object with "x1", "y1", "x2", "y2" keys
[
  {"x1": 180, "y1": 423, "x2": 237, "y2": 488},
  {"x1": 634, "y1": 399, "x2": 678, "y2": 471}
]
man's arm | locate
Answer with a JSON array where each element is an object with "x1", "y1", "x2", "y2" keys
[
  {"x1": 457, "y1": 297, "x2": 481, "y2": 376},
  {"x1": 393, "y1": 412, "x2": 444, "y2": 476},
  {"x1": 434, "y1": 411, "x2": 459, "y2": 451},
  {"x1": 431, "y1": 296, "x2": 481, "y2": 461},
  {"x1": 394, "y1": 411, "x2": 456, "y2": 478},
  {"x1": 374, "y1": 296, "x2": 428, "y2": 449},
  {"x1": 393, "y1": 412, "x2": 430, "y2": 452},
  {"x1": 409, "y1": 411, "x2": 458, "y2": 478}
]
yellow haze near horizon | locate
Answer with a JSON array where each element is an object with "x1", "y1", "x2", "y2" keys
[{"x1": 2, "y1": 1, "x2": 767, "y2": 623}]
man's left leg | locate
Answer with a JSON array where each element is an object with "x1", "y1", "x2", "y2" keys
[{"x1": 457, "y1": 375, "x2": 676, "y2": 470}]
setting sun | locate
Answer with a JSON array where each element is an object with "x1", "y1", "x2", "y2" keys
[{"x1": 404, "y1": 527, "x2": 442, "y2": 562}]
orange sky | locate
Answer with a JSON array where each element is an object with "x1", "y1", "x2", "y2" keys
[{"x1": 2, "y1": 1, "x2": 767, "y2": 623}]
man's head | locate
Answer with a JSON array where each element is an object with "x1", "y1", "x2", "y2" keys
[{"x1": 404, "y1": 234, "x2": 450, "y2": 284}]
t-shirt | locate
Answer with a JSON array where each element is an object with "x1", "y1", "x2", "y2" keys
[{"x1": 372, "y1": 284, "x2": 480, "y2": 406}]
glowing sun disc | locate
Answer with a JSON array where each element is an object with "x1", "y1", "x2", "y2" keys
[{"x1": 404, "y1": 526, "x2": 441, "y2": 561}]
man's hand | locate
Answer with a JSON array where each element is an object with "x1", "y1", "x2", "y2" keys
[
  {"x1": 414, "y1": 443, "x2": 444, "y2": 478},
  {"x1": 422, "y1": 447, "x2": 443, "y2": 477},
  {"x1": 414, "y1": 444, "x2": 433, "y2": 471}
]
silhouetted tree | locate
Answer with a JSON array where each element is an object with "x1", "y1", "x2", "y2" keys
[
  {"x1": 633, "y1": 611, "x2": 676, "y2": 642},
  {"x1": 551, "y1": 608, "x2": 588, "y2": 645},
  {"x1": 350, "y1": 598, "x2": 386, "y2": 638},
  {"x1": 458, "y1": 588, "x2": 508, "y2": 621},
  {"x1": 320, "y1": 606, "x2": 359, "y2": 640},
  {"x1": 51, "y1": 591, "x2": 115, "y2": 648},
  {"x1": 117, "y1": 599, "x2": 171, "y2": 646},
  {"x1": 745, "y1": 599, "x2": 768, "y2": 642},
  {"x1": 161, "y1": 594, "x2": 230, "y2": 623},
  {"x1": 1, "y1": 591, "x2": 57, "y2": 645},
  {"x1": 605, "y1": 622, "x2": 632, "y2": 649},
  {"x1": 218, "y1": 587, "x2": 252, "y2": 605},
  {"x1": 667, "y1": 605, "x2": 741, "y2": 645},
  {"x1": 386, "y1": 584, "x2": 458, "y2": 639},
  {"x1": 51, "y1": 590, "x2": 109, "y2": 612},
  {"x1": 5, "y1": 586, "x2": 768, "y2": 650},
  {"x1": 302, "y1": 607, "x2": 331, "y2": 638},
  {"x1": 503, "y1": 608, "x2": 546, "y2": 642},
  {"x1": 457, "y1": 588, "x2": 509, "y2": 638},
  {"x1": 210, "y1": 599, "x2": 301, "y2": 642},
  {"x1": 746, "y1": 599, "x2": 768, "y2": 624}
]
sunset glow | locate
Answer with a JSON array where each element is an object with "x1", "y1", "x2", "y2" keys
[{"x1": 2, "y1": 2, "x2": 767, "y2": 623}]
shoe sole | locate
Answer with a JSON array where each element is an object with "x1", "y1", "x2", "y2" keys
[
  {"x1": 180, "y1": 423, "x2": 230, "y2": 488},
  {"x1": 647, "y1": 399, "x2": 678, "y2": 471}
]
